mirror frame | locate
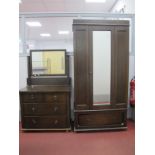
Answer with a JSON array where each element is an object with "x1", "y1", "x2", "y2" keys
[
  {"x1": 30, "y1": 49, "x2": 68, "y2": 77},
  {"x1": 88, "y1": 25, "x2": 114, "y2": 109}
]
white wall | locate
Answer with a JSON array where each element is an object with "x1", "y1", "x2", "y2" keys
[
  {"x1": 124, "y1": 0, "x2": 135, "y2": 13},
  {"x1": 129, "y1": 55, "x2": 135, "y2": 80},
  {"x1": 19, "y1": 56, "x2": 27, "y2": 89},
  {"x1": 27, "y1": 40, "x2": 73, "y2": 52},
  {"x1": 111, "y1": 0, "x2": 135, "y2": 13}
]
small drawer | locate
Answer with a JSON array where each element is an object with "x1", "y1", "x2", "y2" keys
[
  {"x1": 22, "y1": 116, "x2": 68, "y2": 129},
  {"x1": 44, "y1": 93, "x2": 66, "y2": 103},
  {"x1": 23, "y1": 103, "x2": 67, "y2": 115},
  {"x1": 20, "y1": 93, "x2": 43, "y2": 103}
]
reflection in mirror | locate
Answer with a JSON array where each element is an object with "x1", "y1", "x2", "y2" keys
[
  {"x1": 93, "y1": 31, "x2": 111, "y2": 106},
  {"x1": 31, "y1": 50, "x2": 66, "y2": 76}
]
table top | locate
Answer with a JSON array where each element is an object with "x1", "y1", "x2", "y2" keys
[{"x1": 19, "y1": 85, "x2": 71, "y2": 93}]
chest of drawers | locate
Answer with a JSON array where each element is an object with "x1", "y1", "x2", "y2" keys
[{"x1": 20, "y1": 85, "x2": 71, "y2": 131}]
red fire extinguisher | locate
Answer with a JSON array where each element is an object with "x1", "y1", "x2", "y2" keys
[{"x1": 130, "y1": 77, "x2": 135, "y2": 107}]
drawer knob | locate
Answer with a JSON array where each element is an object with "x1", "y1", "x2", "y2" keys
[
  {"x1": 53, "y1": 95, "x2": 57, "y2": 100},
  {"x1": 32, "y1": 107, "x2": 35, "y2": 112},
  {"x1": 54, "y1": 107, "x2": 58, "y2": 112},
  {"x1": 30, "y1": 94, "x2": 35, "y2": 99},
  {"x1": 121, "y1": 123, "x2": 124, "y2": 126},
  {"x1": 54, "y1": 120, "x2": 58, "y2": 125},
  {"x1": 32, "y1": 119, "x2": 37, "y2": 124}
]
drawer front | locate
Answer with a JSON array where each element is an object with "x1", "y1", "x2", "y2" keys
[
  {"x1": 44, "y1": 93, "x2": 67, "y2": 103},
  {"x1": 23, "y1": 103, "x2": 67, "y2": 115},
  {"x1": 20, "y1": 93, "x2": 43, "y2": 103},
  {"x1": 75, "y1": 110, "x2": 126, "y2": 129},
  {"x1": 20, "y1": 93, "x2": 67, "y2": 104},
  {"x1": 22, "y1": 116, "x2": 69, "y2": 129}
]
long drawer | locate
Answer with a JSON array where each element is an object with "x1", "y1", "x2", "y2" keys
[
  {"x1": 22, "y1": 116, "x2": 68, "y2": 129},
  {"x1": 23, "y1": 103, "x2": 67, "y2": 115},
  {"x1": 75, "y1": 109, "x2": 127, "y2": 130},
  {"x1": 20, "y1": 93, "x2": 66, "y2": 103}
]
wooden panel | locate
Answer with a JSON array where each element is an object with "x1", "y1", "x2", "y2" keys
[
  {"x1": 23, "y1": 103, "x2": 67, "y2": 115},
  {"x1": 75, "y1": 109, "x2": 127, "y2": 129},
  {"x1": 22, "y1": 116, "x2": 68, "y2": 129},
  {"x1": 115, "y1": 27, "x2": 129, "y2": 104},
  {"x1": 74, "y1": 27, "x2": 90, "y2": 110}
]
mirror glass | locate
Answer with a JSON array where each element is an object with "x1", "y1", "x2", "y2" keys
[
  {"x1": 93, "y1": 31, "x2": 111, "y2": 106},
  {"x1": 31, "y1": 50, "x2": 66, "y2": 76}
]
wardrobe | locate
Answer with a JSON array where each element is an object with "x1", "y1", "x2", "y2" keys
[{"x1": 73, "y1": 19, "x2": 129, "y2": 131}]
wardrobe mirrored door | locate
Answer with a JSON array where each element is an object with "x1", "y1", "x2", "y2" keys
[{"x1": 93, "y1": 31, "x2": 111, "y2": 106}]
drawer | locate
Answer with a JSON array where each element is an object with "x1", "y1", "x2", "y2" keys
[
  {"x1": 23, "y1": 103, "x2": 67, "y2": 115},
  {"x1": 20, "y1": 93, "x2": 43, "y2": 103},
  {"x1": 44, "y1": 93, "x2": 67, "y2": 103},
  {"x1": 20, "y1": 93, "x2": 68, "y2": 104},
  {"x1": 75, "y1": 110, "x2": 126, "y2": 129},
  {"x1": 22, "y1": 116, "x2": 69, "y2": 129}
]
